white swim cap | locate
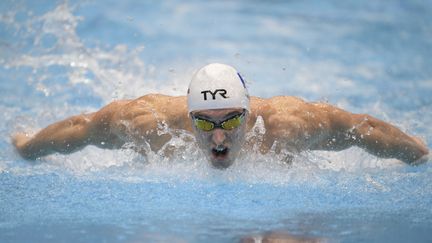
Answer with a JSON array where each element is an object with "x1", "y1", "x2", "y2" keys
[{"x1": 187, "y1": 63, "x2": 250, "y2": 113}]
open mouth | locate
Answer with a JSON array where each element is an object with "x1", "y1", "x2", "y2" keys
[{"x1": 211, "y1": 146, "x2": 229, "y2": 160}]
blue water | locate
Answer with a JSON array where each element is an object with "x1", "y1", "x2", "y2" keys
[{"x1": 1, "y1": 0, "x2": 432, "y2": 242}]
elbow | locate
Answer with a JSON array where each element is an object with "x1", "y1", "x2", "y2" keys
[{"x1": 350, "y1": 114, "x2": 378, "y2": 140}]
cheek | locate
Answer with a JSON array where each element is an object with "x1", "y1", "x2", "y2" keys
[
  {"x1": 227, "y1": 129, "x2": 246, "y2": 144},
  {"x1": 192, "y1": 126, "x2": 208, "y2": 142},
  {"x1": 195, "y1": 132, "x2": 212, "y2": 145}
]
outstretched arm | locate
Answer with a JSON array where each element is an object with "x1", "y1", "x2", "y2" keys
[
  {"x1": 12, "y1": 114, "x2": 96, "y2": 160},
  {"x1": 347, "y1": 113, "x2": 428, "y2": 164},
  {"x1": 260, "y1": 97, "x2": 429, "y2": 164},
  {"x1": 12, "y1": 101, "x2": 128, "y2": 160},
  {"x1": 309, "y1": 103, "x2": 429, "y2": 164}
]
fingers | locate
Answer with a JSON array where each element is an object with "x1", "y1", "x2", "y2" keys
[
  {"x1": 411, "y1": 136, "x2": 429, "y2": 155},
  {"x1": 11, "y1": 133, "x2": 31, "y2": 149},
  {"x1": 411, "y1": 154, "x2": 430, "y2": 165}
]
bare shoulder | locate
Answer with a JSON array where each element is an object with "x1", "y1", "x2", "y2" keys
[
  {"x1": 111, "y1": 94, "x2": 190, "y2": 131},
  {"x1": 111, "y1": 94, "x2": 184, "y2": 117},
  {"x1": 250, "y1": 95, "x2": 308, "y2": 118},
  {"x1": 249, "y1": 95, "x2": 312, "y2": 135},
  {"x1": 249, "y1": 95, "x2": 348, "y2": 138},
  {"x1": 247, "y1": 96, "x2": 318, "y2": 152},
  {"x1": 251, "y1": 95, "x2": 350, "y2": 119}
]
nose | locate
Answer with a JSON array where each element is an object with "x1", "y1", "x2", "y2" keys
[{"x1": 212, "y1": 129, "x2": 226, "y2": 145}]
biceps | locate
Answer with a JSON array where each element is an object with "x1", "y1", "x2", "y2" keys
[
  {"x1": 120, "y1": 115, "x2": 172, "y2": 151},
  {"x1": 309, "y1": 105, "x2": 358, "y2": 150},
  {"x1": 269, "y1": 109, "x2": 354, "y2": 151},
  {"x1": 269, "y1": 118, "x2": 326, "y2": 150}
]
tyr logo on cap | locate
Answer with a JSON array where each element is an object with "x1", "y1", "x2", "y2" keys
[{"x1": 201, "y1": 89, "x2": 228, "y2": 100}]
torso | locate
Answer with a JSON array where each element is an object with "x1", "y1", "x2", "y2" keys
[{"x1": 107, "y1": 94, "x2": 330, "y2": 154}]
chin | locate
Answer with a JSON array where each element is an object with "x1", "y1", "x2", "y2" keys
[{"x1": 210, "y1": 158, "x2": 234, "y2": 169}]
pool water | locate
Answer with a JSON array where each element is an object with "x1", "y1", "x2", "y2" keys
[{"x1": 1, "y1": 0, "x2": 432, "y2": 242}]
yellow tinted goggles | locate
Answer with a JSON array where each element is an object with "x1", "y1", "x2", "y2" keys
[{"x1": 193, "y1": 112, "x2": 246, "y2": 131}]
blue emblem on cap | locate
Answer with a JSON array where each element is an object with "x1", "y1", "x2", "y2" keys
[{"x1": 237, "y1": 73, "x2": 246, "y2": 88}]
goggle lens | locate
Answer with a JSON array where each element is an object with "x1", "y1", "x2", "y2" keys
[
  {"x1": 221, "y1": 115, "x2": 242, "y2": 130},
  {"x1": 193, "y1": 112, "x2": 245, "y2": 131},
  {"x1": 194, "y1": 119, "x2": 214, "y2": 131}
]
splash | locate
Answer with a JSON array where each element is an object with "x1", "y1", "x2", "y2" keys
[
  {"x1": 2, "y1": 2, "x2": 189, "y2": 104},
  {"x1": 1, "y1": 2, "x2": 429, "y2": 190}
]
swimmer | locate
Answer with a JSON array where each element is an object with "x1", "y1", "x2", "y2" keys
[{"x1": 12, "y1": 63, "x2": 429, "y2": 168}]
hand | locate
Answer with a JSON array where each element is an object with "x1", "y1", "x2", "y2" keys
[
  {"x1": 11, "y1": 132, "x2": 31, "y2": 151},
  {"x1": 412, "y1": 136, "x2": 429, "y2": 153},
  {"x1": 411, "y1": 136, "x2": 429, "y2": 165}
]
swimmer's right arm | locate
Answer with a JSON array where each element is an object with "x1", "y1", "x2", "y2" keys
[{"x1": 12, "y1": 101, "x2": 128, "y2": 160}]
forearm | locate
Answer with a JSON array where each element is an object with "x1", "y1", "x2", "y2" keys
[
  {"x1": 306, "y1": 103, "x2": 429, "y2": 164},
  {"x1": 13, "y1": 114, "x2": 94, "y2": 160},
  {"x1": 352, "y1": 114, "x2": 429, "y2": 164}
]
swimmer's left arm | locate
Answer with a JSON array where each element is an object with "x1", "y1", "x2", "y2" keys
[
  {"x1": 308, "y1": 103, "x2": 429, "y2": 164},
  {"x1": 347, "y1": 113, "x2": 428, "y2": 164},
  {"x1": 264, "y1": 99, "x2": 428, "y2": 164}
]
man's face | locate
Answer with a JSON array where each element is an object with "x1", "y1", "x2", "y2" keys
[{"x1": 190, "y1": 108, "x2": 248, "y2": 169}]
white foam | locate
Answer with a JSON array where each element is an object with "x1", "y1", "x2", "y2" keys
[{"x1": 1, "y1": 2, "x2": 429, "y2": 189}]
